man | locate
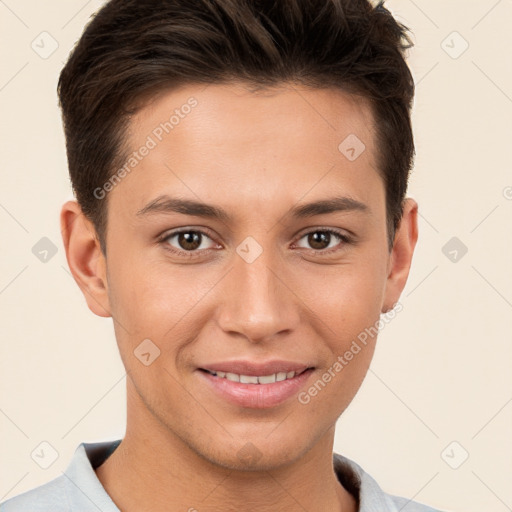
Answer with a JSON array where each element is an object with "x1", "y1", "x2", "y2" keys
[{"x1": 0, "y1": 0, "x2": 446, "y2": 510}]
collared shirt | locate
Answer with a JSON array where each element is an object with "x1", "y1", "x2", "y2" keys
[{"x1": 0, "y1": 439, "x2": 445, "y2": 511}]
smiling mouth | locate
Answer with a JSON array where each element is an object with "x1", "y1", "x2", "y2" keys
[
  {"x1": 199, "y1": 368, "x2": 312, "y2": 384},
  {"x1": 198, "y1": 365, "x2": 316, "y2": 408}
]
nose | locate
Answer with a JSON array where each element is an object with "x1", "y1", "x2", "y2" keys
[{"x1": 216, "y1": 244, "x2": 301, "y2": 344}]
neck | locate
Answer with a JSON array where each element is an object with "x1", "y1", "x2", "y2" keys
[{"x1": 95, "y1": 383, "x2": 357, "y2": 512}]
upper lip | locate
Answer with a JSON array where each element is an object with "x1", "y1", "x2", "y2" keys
[{"x1": 199, "y1": 360, "x2": 312, "y2": 376}]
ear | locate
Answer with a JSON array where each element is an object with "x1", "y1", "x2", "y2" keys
[
  {"x1": 382, "y1": 198, "x2": 418, "y2": 313},
  {"x1": 60, "y1": 200, "x2": 112, "y2": 318}
]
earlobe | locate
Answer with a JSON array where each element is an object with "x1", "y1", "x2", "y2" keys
[
  {"x1": 381, "y1": 198, "x2": 419, "y2": 313},
  {"x1": 60, "y1": 200, "x2": 112, "y2": 318}
]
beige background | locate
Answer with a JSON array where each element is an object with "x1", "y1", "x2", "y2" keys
[{"x1": 1, "y1": 1, "x2": 511, "y2": 511}]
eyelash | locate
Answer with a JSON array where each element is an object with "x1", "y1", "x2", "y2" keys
[{"x1": 158, "y1": 227, "x2": 353, "y2": 260}]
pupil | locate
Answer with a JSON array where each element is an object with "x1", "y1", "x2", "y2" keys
[
  {"x1": 309, "y1": 231, "x2": 329, "y2": 250},
  {"x1": 179, "y1": 232, "x2": 201, "y2": 250}
]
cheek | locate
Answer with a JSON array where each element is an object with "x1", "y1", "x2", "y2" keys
[
  {"x1": 106, "y1": 254, "x2": 215, "y2": 345},
  {"x1": 297, "y1": 252, "x2": 387, "y2": 400},
  {"x1": 300, "y1": 253, "x2": 387, "y2": 334},
  {"x1": 298, "y1": 268, "x2": 383, "y2": 419}
]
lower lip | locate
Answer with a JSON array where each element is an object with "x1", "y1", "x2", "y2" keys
[{"x1": 198, "y1": 369, "x2": 314, "y2": 409}]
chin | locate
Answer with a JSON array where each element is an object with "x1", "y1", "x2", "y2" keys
[
  {"x1": 207, "y1": 448, "x2": 299, "y2": 472},
  {"x1": 193, "y1": 432, "x2": 313, "y2": 473}
]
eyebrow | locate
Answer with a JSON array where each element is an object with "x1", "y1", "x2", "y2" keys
[{"x1": 136, "y1": 194, "x2": 369, "y2": 221}]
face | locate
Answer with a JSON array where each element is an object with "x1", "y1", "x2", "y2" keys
[{"x1": 63, "y1": 81, "x2": 417, "y2": 471}]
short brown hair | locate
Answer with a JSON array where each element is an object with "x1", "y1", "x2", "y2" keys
[{"x1": 58, "y1": 0, "x2": 415, "y2": 254}]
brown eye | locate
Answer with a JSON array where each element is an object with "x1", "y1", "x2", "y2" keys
[
  {"x1": 176, "y1": 231, "x2": 202, "y2": 251},
  {"x1": 307, "y1": 231, "x2": 332, "y2": 250},
  {"x1": 163, "y1": 229, "x2": 216, "y2": 254},
  {"x1": 295, "y1": 229, "x2": 350, "y2": 253}
]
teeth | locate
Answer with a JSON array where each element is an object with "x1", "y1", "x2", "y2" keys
[
  {"x1": 258, "y1": 374, "x2": 276, "y2": 384},
  {"x1": 208, "y1": 370, "x2": 298, "y2": 384},
  {"x1": 240, "y1": 375, "x2": 259, "y2": 384}
]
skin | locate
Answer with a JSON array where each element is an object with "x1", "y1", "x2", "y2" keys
[{"x1": 61, "y1": 81, "x2": 418, "y2": 512}]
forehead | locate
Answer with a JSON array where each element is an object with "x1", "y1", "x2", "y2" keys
[
  {"x1": 114, "y1": 82, "x2": 382, "y2": 215},
  {"x1": 128, "y1": 81, "x2": 376, "y2": 154}
]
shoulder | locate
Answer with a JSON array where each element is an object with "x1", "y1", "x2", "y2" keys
[
  {"x1": 0, "y1": 475, "x2": 71, "y2": 512},
  {"x1": 333, "y1": 452, "x2": 448, "y2": 512},
  {"x1": 0, "y1": 440, "x2": 122, "y2": 512}
]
